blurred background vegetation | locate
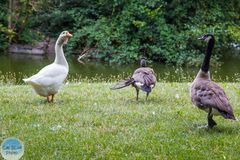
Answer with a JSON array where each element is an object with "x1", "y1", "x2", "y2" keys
[{"x1": 0, "y1": 0, "x2": 239, "y2": 65}]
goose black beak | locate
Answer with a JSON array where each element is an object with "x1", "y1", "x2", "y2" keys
[{"x1": 198, "y1": 36, "x2": 204, "y2": 40}]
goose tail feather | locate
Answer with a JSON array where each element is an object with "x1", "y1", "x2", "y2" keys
[
  {"x1": 220, "y1": 110, "x2": 236, "y2": 120},
  {"x1": 110, "y1": 78, "x2": 134, "y2": 90}
]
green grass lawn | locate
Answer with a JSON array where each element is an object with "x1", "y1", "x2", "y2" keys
[{"x1": 1, "y1": 82, "x2": 240, "y2": 159}]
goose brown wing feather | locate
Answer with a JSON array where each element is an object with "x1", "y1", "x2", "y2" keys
[
  {"x1": 132, "y1": 67, "x2": 156, "y2": 86},
  {"x1": 191, "y1": 80, "x2": 235, "y2": 119}
]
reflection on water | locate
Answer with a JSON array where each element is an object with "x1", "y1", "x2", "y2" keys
[{"x1": 0, "y1": 51, "x2": 240, "y2": 84}]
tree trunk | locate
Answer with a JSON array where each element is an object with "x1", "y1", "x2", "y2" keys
[
  {"x1": 8, "y1": 0, "x2": 13, "y2": 29},
  {"x1": 8, "y1": 0, "x2": 13, "y2": 43}
]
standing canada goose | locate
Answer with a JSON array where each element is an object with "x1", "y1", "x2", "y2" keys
[
  {"x1": 190, "y1": 33, "x2": 236, "y2": 128},
  {"x1": 111, "y1": 58, "x2": 156, "y2": 100},
  {"x1": 23, "y1": 31, "x2": 72, "y2": 102}
]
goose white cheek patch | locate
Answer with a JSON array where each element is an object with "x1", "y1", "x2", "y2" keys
[{"x1": 204, "y1": 36, "x2": 211, "y2": 42}]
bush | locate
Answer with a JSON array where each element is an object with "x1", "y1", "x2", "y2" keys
[{"x1": 1, "y1": 0, "x2": 239, "y2": 65}]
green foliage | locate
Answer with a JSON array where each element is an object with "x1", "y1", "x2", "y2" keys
[
  {"x1": 0, "y1": 24, "x2": 10, "y2": 52},
  {"x1": 0, "y1": 0, "x2": 240, "y2": 65},
  {"x1": 57, "y1": 0, "x2": 240, "y2": 65},
  {"x1": 0, "y1": 0, "x2": 43, "y2": 45},
  {"x1": 0, "y1": 0, "x2": 10, "y2": 52}
]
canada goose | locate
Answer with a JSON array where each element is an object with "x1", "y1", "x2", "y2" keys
[
  {"x1": 23, "y1": 31, "x2": 72, "y2": 103},
  {"x1": 190, "y1": 33, "x2": 236, "y2": 128},
  {"x1": 111, "y1": 58, "x2": 156, "y2": 100}
]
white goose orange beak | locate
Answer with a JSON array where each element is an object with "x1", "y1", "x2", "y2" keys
[{"x1": 66, "y1": 32, "x2": 72, "y2": 37}]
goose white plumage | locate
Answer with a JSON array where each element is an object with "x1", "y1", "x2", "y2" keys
[{"x1": 23, "y1": 31, "x2": 72, "y2": 102}]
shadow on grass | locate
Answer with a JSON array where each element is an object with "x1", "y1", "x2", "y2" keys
[
  {"x1": 209, "y1": 125, "x2": 239, "y2": 134},
  {"x1": 123, "y1": 96, "x2": 163, "y2": 105},
  {"x1": 24, "y1": 97, "x2": 66, "y2": 106},
  {"x1": 191, "y1": 122, "x2": 239, "y2": 135}
]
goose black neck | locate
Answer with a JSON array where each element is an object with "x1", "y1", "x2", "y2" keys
[{"x1": 201, "y1": 37, "x2": 214, "y2": 72}]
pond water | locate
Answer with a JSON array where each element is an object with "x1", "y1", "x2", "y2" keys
[{"x1": 0, "y1": 50, "x2": 240, "y2": 84}]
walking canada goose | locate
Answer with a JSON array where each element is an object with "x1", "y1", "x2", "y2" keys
[
  {"x1": 111, "y1": 58, "x2": 156, "y2": 100},
  {"x1": 190, "y1": 33, "x2": 236, "y2": 128},
  {"x1": 23, "y1": 31, "x2": 72, "y2": 102}
]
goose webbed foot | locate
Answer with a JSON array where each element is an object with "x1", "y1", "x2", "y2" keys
[
  {"x1": 207, "y1": 108, "x2": 217, "y2": 128},
  {"x1": 197, "y1": 120, "x2": 217, "y2": 129},
  {"x1": 197, "y1": 121, "x2": 217, "y2": 129},
  {"x1": 208, "y1": 116, "x2": 217, "y2": 128},
  {"x1": 198, "y1": 107, "x2": 217, "y2": 129}
]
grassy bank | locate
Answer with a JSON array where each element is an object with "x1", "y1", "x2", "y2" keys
[{"x1": 1, "y1": 82, "x2": 240, "y2": 159}]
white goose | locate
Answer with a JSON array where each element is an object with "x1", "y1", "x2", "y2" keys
[{"x1": 23, "y1": 31, "x2": 72, "y2": 102}]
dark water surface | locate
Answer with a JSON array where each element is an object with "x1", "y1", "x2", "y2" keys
[{"x1": 0, "y1": 51, "x2": 240, "y2": 84}]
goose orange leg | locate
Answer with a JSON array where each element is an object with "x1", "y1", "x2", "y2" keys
[
  {"x1": 47, "y1": 96, "x2": 51, "y2": 103},
  {"x1": 47, "y1": 95, "x2": 54, "y2": 103},
  {"x1": 51, "y1": 94, "x2": 55, "y2": 103}
]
